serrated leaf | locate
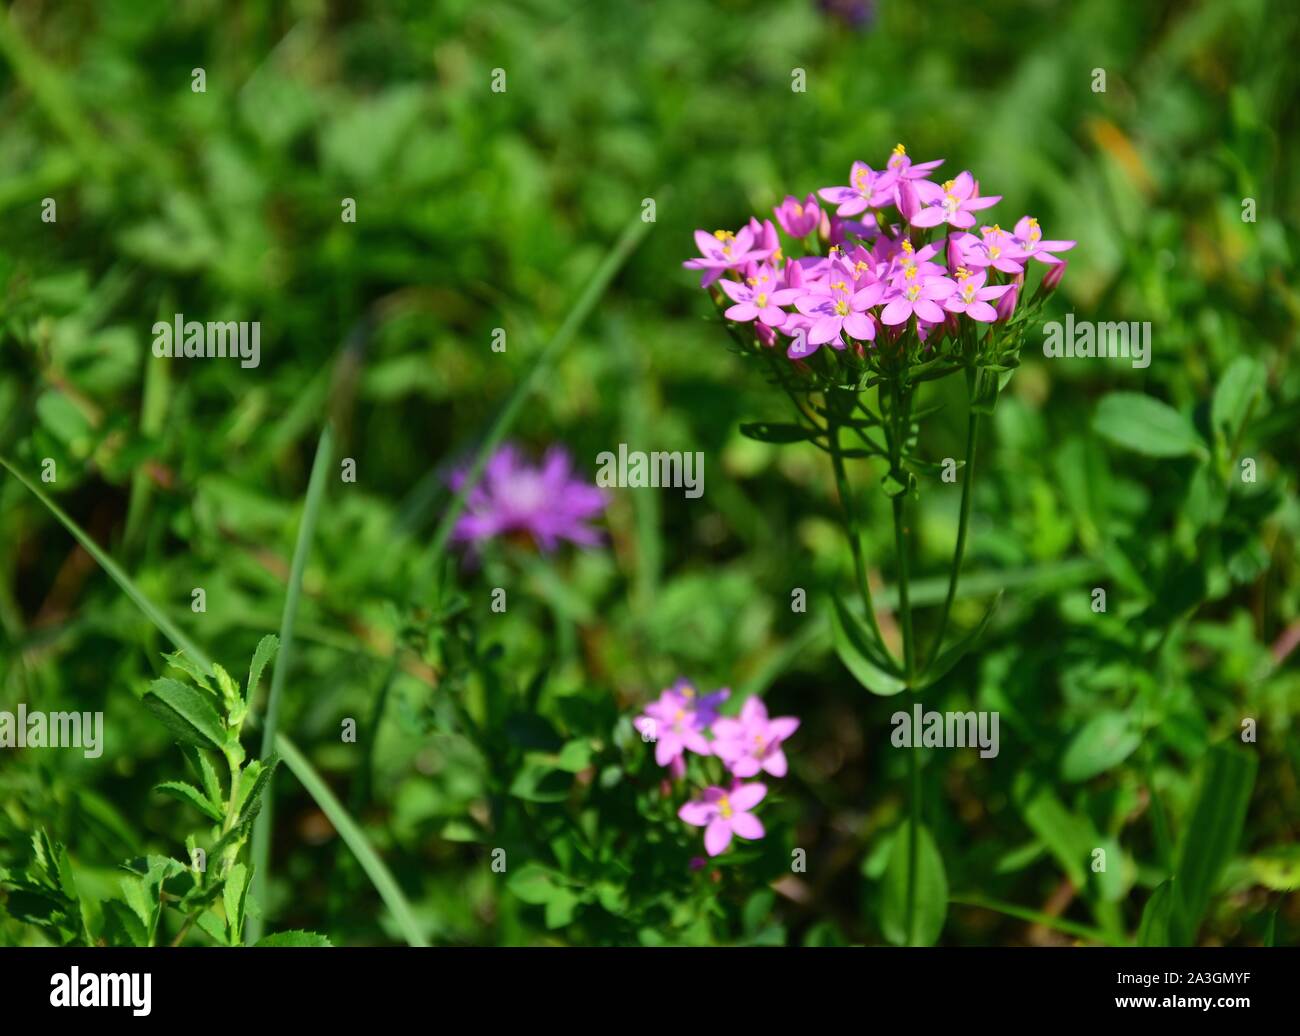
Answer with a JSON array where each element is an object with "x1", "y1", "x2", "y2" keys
[
  {"x1": 196, "y1": 910, "x2": 228, "y2": 945},
  {"x1": 142, "y1": 677, "x2": 226, "y2": 749},
  {"x1": 164, "y1": 651, "x2": 214, "y2": 693},
  {"x1": 155, "y1": 780, "x2": 224, "y2": 823},
  {"x1": 247, "y1": 634, "x2": 279, "y2": 705},
  {"x1": 233, "y1": 755, "x2": 278, "y2": 828}
]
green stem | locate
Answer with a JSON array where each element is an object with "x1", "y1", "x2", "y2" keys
[
  {"x1": 827, "y1": 413, "x2": 892, "y2": 663},
  {"x1": 929, "y1": 407, "x2": 980, "y2": 667},
  {"x1": 907, "y1": 739, "x2": 920, "y2": 946},
  {"x1": 886, "y1": 375, "x2": 920, "y2": 944}
]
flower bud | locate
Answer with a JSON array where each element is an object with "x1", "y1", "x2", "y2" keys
[
  {"x1": 995, "y1": 274, "x2": 1023, "y2": 322},
  {"x1": 775, "y1": 193, "x2": 821, "y2": 238},
  {"x1": 897, "y1": 179, "x2": 921, "y2": 221},
  {"x1": 1041, "y1": 259, "x2": 1067, "y2": 293}
]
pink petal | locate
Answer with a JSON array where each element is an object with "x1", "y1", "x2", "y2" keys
[
  {"x1": 880, "y1": 298, "x2": 912, "y2": 325},
  {"x1": 730, "y1": 812, "x2": 765, "y2": 841},
  {"x1": 729, "y1": 782, "x2": 767, "y2": 812},
  {"x1": 678, "y1": 801, "x2": 715, "y2": 826},
  {"x1": 914, "y1": 298, "x2": 946, "y2": 323},
  {"x1": 704, "y1": 819, "x2": 733, "y2": 856},
  {"x1": 910, "y1": 207, "x2": 946, "y2": 228}
]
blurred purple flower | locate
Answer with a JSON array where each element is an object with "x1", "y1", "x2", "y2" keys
[
  {"x1": 449, "y1": 443, "x2": 606, "y2": 553},
  {"x1": 816, "y1": 0, "x2": 876, "y2": 31}
]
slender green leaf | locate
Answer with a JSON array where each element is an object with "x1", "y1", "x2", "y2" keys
[
  {"x1": 739, "y1": 421, "x2": 821, "y2": 444},
  {"x1": 247, "y1": 423, "x2": 333, "y2": 943},
  {"x1": 0, "y1": 457, "x2": 211, "y2": 668},
  {"x1": 275, "y1": 733, "x2": 427, "y2": 946},
  {"x1": 1173, "y1": 744, "x2": 1257, "y2": 940},
  {"x1": 423, "y1": 207, "x2": 657, "y2": 570},
  {"x1": 1136, "y1": 879, "x2": 1178, "y2": 947},
  {"x1": 830, "y1": 594, "x2": 906, "y2": 695},
  {"x1": 919, "y1": 591, "x2": 1001, "y2": 689}
]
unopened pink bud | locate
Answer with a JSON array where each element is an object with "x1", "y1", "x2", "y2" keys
[{"x1": 1041, "y1": 259, "x2": 1067, "y2": 293}]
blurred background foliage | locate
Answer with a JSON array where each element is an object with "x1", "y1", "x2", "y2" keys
[{"x1": 0, "y1": 0, "x2": 1297, "y2": 945}]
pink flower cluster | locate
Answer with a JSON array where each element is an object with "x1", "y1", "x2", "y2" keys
[
  {"x1": 684, "y1": 145, "x2": 1074, "y2": 360},
  {"x1": 635, "y1": 680, "x2": 799, "y2": 856}
]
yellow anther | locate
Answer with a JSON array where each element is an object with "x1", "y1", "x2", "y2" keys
[
  {"x1": 901, "y1": 239, "x2": 914, "y2": 253},
  {"x1": 942, "y1": 180, "x2": 955, "y2": 192},
  {"x1": 893, "y1": 143, "x2": 907, "y2": 155}
]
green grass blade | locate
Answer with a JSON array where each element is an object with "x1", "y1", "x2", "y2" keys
[
  {"x1": 0, "y1": 457, "x2": 211, "y2": 669},
  {"x1": 247, "y1": 422, "x2": 333, "y2": 943},
  {"x1": 421, "y1": 204, "x2": 658, "y2": 575},
  {"x1": 274, "y1": 732, "x2": 428, "y2": 947},
  {"x1": 1173, "y1": 743, "x2": 1258, "y2": 943},
  {"x1": 949, "y1": 893, "x2": 1117, "y2": 944}
]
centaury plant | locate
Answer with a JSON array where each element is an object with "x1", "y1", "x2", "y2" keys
[{"x1": 685, "y1": 145, "x2": 1075, "y2": 944}]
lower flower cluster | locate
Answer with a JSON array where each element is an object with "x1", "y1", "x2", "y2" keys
[{"x1": 635, "y1": 679, "x2": 799, "y2": 857}]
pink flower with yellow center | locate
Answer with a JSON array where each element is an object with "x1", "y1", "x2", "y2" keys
[
  {"x1": 942, "y1": 268, "x2": 1012, "y2": 323},
  {"x1": 910, "y1": 171, "x2": 1001, "y2": 229},
  {"x1": 678, "y1": 782, "x2": 767, "y2": 856}
]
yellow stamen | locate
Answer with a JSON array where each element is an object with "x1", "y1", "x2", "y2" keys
[{"x1": 893, "y1": 143, "x2": 907, "y2": 155}]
